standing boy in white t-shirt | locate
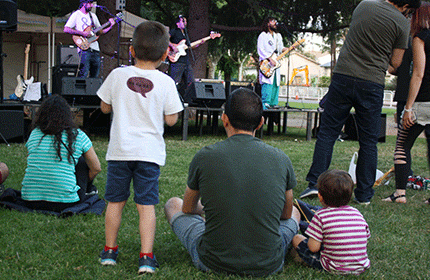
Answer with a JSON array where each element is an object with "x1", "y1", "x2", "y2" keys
[{"x1": 97, "y1": 21, "x2": 183, "y2": 274}]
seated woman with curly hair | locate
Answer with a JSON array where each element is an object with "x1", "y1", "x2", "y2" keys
[{"x1": 21, "y1": 94, "x2": 101, "y2": 212}]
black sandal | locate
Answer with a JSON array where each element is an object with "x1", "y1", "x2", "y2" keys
[
  {"x1": 425, "y1": 198, "x2": 430, "y2": 205},
  {"x1": 384, "y1": 193, "x2": 406, "y2": 203}
]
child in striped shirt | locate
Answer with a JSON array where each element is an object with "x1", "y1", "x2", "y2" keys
[{"x1": 292, "y1": 169, "x2": 370, "y2": 275}]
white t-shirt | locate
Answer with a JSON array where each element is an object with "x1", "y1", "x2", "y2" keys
[
  {"x1": 257, "y1": 31, "x2": 284, "y2": 86},
  {"x1": 97, "y1": 66, "x2": 184, "y2": 166},
  {"x1": 65, "y1": 10, "x2": 101, "y2": 51}
]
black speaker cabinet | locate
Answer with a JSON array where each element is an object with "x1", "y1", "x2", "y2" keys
[
  {"x1": 344, "y1": 113, "x2": 386, "y2": 143},
  {"x1": 229, "y1": 81, "x2": 255, "y2": 95},
  {"x1": 57, "y1": 45, "x2": 80, "y2": 66},
  {"x1": 52, "y1": 65, "x2": 79, "y2": 95},
  {"x1": 61, "y1": 77, "x2": 102, "y2": 105},
  {"x1": 184, "y1": 81, "x2": 226, "y2": 108},
  {"x1": 0, "y1": 110, "x2": 24, "y2": 142},
  {"x1": 0, "y1": 0, "x2": 17, "y2": 32}
]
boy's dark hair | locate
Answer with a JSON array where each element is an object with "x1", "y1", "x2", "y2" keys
[
  {"x1": 317, "y1": 169, "x2": 354, "y2": 207},
  {"x1": 390, "y1": 0, "x2": 421, "y2": 9},
  {"x1": 132, "y1": 21, "x2": 169, "y2": 62},
  {"x1": 261, "y1": 16, "x2": 276, "y2": 33},
  {"x1": 224, "y1": 87, "x2": 263, "y2": 132}
]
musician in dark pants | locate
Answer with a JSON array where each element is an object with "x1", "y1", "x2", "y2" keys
[
  {"x1": 257, "y1": 17, "x2": 287, "y2": 110},
  {"x1": 169, "y1": 16, "x2": 195, "y2": 100},
  {"x1": 64, "y1": 0, "x2": 115, "y2": 78}
]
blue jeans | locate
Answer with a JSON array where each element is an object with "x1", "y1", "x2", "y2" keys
[
  {"x1": 306, "y1": 73, "x2": 384, "y2": 202},
  {"x1": 105, "y1": 161, "x2": 160, "y2": 205},
  {"x1": 79, "y1": 49, "x2": 100, "y2": 78},
  {"x1": 170, "y1": 62, "x2": 194, "y2": 86}
]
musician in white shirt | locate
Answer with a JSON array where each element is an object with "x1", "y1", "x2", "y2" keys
[
  {"x1": 257, "y1": 17, "x2": 287, "y2": 109},
  {"x1": 64, "y1": 0, "x2": 115, "y2": 78}
]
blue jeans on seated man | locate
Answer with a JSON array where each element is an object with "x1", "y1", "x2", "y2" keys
[
  {"x1": 79, "y1": 49, "x2": 101, "y2": 78},
  {"x1": 305, "y1": 73, "x2": 384, "y2": 203}
]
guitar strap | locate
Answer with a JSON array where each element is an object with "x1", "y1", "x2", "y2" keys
[{"x1": 88, "y1": 12, "x2": 95, "y2": 30}]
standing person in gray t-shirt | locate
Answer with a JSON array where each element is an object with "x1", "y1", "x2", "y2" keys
[{"x1": 300, "y1": 0, "x2": 421, "y2": 204}]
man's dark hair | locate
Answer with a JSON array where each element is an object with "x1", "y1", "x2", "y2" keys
[
  {"x1": 390, "y1": 0, "x2": 421, "y2": 9},
  {"x1": 261, "y1": 16, "x2": 276, "y2": 33},
  {"x1": 224, "y1": 88, "x2": 263, "y2": 132},
  {"x1": 175, "y1": 15, "x2": 186, "y2": 24},
  {"x1": 132, "y1": 21, "x2": 169, "y2": 62},
  {"x1": 317, "y1": 169, "x2": 354, "y2": 207},
  {"x1": 79, "y1": 0, "x2": 94, "y2": 8}
]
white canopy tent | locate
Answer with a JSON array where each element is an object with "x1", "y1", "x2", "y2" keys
[{"x1": 2, "y1": 10, "x2": 145, "y2": 96}]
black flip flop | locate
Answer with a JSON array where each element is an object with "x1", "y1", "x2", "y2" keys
[{"x1": 386, "y1": 193, "x2": 406, "y2": 202}]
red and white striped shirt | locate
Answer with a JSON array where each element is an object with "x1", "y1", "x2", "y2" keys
[{"x1": 305, "y1": 205, "x2": 370, "y2": 274}]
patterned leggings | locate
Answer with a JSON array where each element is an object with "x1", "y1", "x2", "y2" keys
[{"x1": 394, "y1": 123, "x2": 430, "y2": 190}]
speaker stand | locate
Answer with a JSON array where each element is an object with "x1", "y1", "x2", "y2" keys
[{"x1": 0, "y1": 131, "x2": 10, "y2": 146}]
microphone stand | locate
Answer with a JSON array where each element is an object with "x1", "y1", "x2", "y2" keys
[
  {"x1": 277, "y1": 22, "x2": 303, "y2": 109},
  {"x1": 184, "y1": 27, "x2": 195, "y2": 63},
  {"x1": 97, "y1": 6, "x2": 135, "y2": 67}
]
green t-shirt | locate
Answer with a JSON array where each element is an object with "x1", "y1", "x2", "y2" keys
[
  {"x1": 187, "y1": 134, "x2": 297, "y2": 277},
  {"x1": 334, "y1": 0, "x2": 409, "y2": 85}
]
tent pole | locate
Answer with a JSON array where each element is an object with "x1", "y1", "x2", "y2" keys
[{"x1": 48, "y1": 32, "x2": 51, "y2": 94}]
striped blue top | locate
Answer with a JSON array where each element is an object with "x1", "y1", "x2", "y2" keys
[{"x1": 21, "y1": 128, "x2": 92, "y2": 203}]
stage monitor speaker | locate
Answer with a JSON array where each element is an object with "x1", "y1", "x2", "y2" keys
[
  {"x1": 344, "y1": 113, "x2": 386, "y2": 143},
  {"x1": 184, "y1": 81, "x2": 226, "y2": 108},
  {"x1": 0, "y1": 110, "x2": 24, "y2": 142},
  {"x1": 61, "y1": 77, "x2": 102, "y2": 105},
  {"x1": 57, "y1": 45, "x2": 80, "y2": 66},
  {"x1": 0, "y1": 0, "x2": 17, "y2": 32},
  {"x1": 52, "y1": 65, "x2": 79, "y2": 95},
  {"x1": 227, "y1": 81, "x2": 255, "y2": 98}
]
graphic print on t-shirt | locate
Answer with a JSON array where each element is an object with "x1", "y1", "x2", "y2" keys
[{"x1": 127, "y1": 77, "x2": 154, "y2": 98}]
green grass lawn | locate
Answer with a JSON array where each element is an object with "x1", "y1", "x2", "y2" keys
[{"x1": 1, "y1": 124, "x2": 429, "y2": 279}]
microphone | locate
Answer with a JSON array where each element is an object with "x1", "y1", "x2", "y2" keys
[{"x1": 95, "y1": 5, "x2": 105, "y2": 8}]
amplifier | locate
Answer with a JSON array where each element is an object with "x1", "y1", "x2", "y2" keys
[
  {"x1": 57, "y1": 45, "x2": 80, "y2": 66},
  {"x1": 61, "y1": 77, "x2": 102, "y2": 105},
  {"x1": 52, "y1": 65, "x2": 78, "y2": 95}
]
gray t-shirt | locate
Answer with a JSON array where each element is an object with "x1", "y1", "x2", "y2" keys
[
  {"x1": 187, "y1": 134, "x2": 296, "y2": 277},
  {"x1": 334, "y1": 0, "x2": 410, "y2": 85}
]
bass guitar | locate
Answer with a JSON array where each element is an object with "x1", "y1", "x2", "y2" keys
[
  {"x1": 15, "y1": 44, "x2": 34, "y2": 98},
  {"x1": 168, "y1": 32, "x2": 221, "y2": 63},
  {"x1": 73, "y1": 12, "x2": 124, "y2": 51},
  {"x1": 259, "y1": 38, "x2": 305, "y2": 78}
]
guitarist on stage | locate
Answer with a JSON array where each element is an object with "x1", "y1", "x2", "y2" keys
[
  {"x1": 168, "y1": 15, "x2": 196, "y2": 97},
  {"x1": 64, "y1": 0, "x2": 115, "y2": 78},
  {"x1": 257, "y1": 17, "x2": 288, "y2": 110}
]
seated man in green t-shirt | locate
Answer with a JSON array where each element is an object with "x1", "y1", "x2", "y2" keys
[{"x1": 164, "y1": 88, "x2": 300, "y2": 277}]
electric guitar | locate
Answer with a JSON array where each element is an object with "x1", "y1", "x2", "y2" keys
[
  {"x1": 168, "y1": 32, "x2": 221, "y2": 63},
  {"x1": 259, "y1": 38, "x2": 305, "y2": 78},
  {"x1": 73, "y1": 12, "x2": 124, "y2": 51},
  {"x1": 15, "y1": 44, "x2": 34, "y2": 98}
]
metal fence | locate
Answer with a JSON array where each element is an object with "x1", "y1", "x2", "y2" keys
[{"x1": 278, "y1": 86, "x2": 396, "y2": 108}]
